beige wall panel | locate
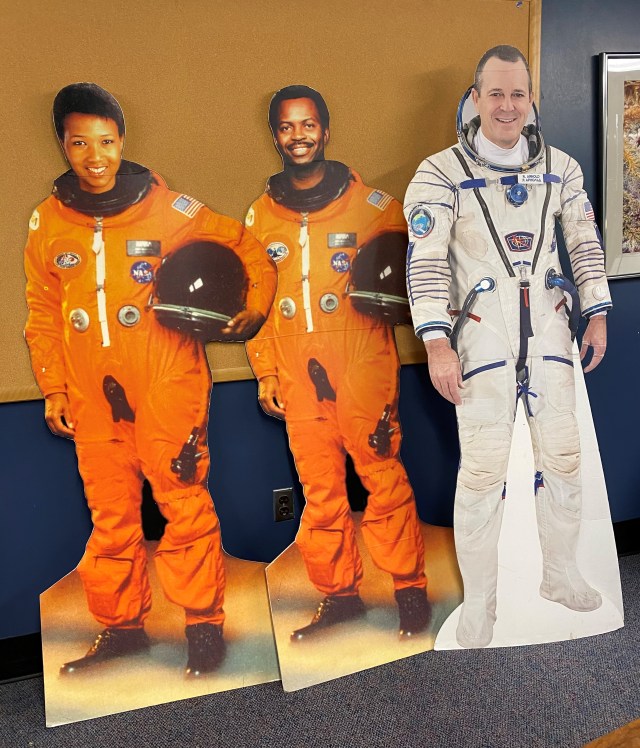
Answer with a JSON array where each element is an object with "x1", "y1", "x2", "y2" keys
[{"x1": 2, "y1": 0, "x2": 537, "y2": 401}]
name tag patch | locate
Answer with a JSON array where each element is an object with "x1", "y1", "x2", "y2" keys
[
  {"x1": 327, "y1": 233, "x2": 357, "y2": 248},
  {"x1": 126, "y1": 240, "x2": 161, "y2": 257}
]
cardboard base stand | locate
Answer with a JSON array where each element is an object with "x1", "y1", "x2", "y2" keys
[
  {"x1": 41, "y1": 547, "x2": 278, "y2": 726},
  {"x1": 266, "y1": 520, "x2": 462, "y2": 692},
  {"x1": 435, "y1": 352, "x2": 624, "y2": 650}
]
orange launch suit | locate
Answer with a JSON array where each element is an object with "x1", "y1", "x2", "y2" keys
[
  {"x1": 25, "y1": 175, "x2": 276, "y2": 629},
  {"x1": 245, "y1": 168, "x2": 426, "y2": 596}
]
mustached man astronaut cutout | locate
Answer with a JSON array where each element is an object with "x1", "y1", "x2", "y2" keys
[
  {"x1": 24, "y1": 83, "x2": 276, "y2": 676},
  {"x1": 245, "y1": 85, "x2": 431, "y2": 641},
  {"x1": 404, "y1": 46, "x2": 611, "y2": 648}
]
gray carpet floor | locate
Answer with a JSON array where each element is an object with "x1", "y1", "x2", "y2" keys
[{"x1": 1, "y1": 553, "x2": 639, "y2": 748}]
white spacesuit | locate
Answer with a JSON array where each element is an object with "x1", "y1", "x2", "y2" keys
[{"x1": 404, "y1": 89, "x2": 612, "y2": 648}]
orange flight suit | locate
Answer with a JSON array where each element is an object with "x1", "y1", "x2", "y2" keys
[
  {"x1": 245, "y1": 167, "x2": 426, "y2": 596},
  {"x1": 25, "y1": 174, "x2": 276, "y2": 628}
]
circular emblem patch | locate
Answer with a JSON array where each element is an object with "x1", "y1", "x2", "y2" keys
[
  {"x1": 130, "y1": 260, "x2": 154, "y2": 284},
  {"x1": 54, "y1": 252, "x2": 82, "y2": 269},
  {"x1": 330, "y1": 252, "x2": 351, "y2": 273},
  {"x1": 267, "y1": 242, "x2": 289, "y2": 263},
  {"x1": 408, "y1": 206, "x2": 434, "y2": 238}
]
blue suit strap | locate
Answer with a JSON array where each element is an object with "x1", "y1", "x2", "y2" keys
[{"x1": 458, "y1": 173, "x2": 561, "y2": 190}]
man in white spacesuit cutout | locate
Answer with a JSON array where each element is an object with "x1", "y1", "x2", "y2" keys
[{"x1": 404, "y1": 45, "x2": 611, "y2": 648}]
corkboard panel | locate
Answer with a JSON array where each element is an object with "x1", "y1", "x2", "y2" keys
[{"x1": 2, "y1": 0, "x2": 539, "y2": 402}]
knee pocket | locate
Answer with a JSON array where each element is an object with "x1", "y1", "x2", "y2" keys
[
  {"x1": 155, "y1": 487, "x2": 218, "y2": 545},
  {"x1": 534, "y1": 413, "x2": 580, "y2": 477},
  {"x1": 458, "y1": 422, "x2": 511, "y2": 491}
]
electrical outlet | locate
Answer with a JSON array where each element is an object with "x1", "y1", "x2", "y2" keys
[{"x1": 273, "y1": 487, "x2": 295, "y2": 522}]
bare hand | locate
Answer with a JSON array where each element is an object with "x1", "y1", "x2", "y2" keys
[
  {"x1": 425, "y1": 338, "x2": 463, "y2": 405},
  {"x1": 580, "y1": 316, "x2": 607, "y2": 373},
  {"x1": 258, "y1": 375, "x2": 286, "y2": 419},
  {"x1": 44, "y1": 392, "x2": 75, "y2": 438},
  {"x1": 222, "y1": 309, "x2": 266, "y2": 339}
]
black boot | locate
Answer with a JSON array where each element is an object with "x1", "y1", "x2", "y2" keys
[
  {"x1": 185, "y1": 623, "x2": 225, "y2": 677},
  {"x1": 395, "y1": 587, "x2": 432, "y2": 639},
  {"x1": 60, "y1": 628, "x2": 150, "y2": 675},
  {"x1": 290, "y1": 595, "x2": 366, "y2": 641}
]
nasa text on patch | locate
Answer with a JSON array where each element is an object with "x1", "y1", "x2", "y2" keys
[
  {"x1": 130, "y1": 260, "x2": 154, "y2": 284},
  {"x1": 330, "y1": 252, "x2": 351, "y2": 273},
  {"x1": 126, "y1": 240, "x2": 161, "y2": 257},
  {"x1": 408, "y1": 206, "x2": 434, "y2": 239},
  {"x1": 327, "y1": 233, "x2": 357, "y2": 249},
  {"x1": 505, "y1": 231, "x2": 534, "y2": 252}
]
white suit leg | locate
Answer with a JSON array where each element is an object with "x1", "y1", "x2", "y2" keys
[
  {"x1": 527, "y1": 356, "x2": 601, "y2": 611},
  {"x1": 454, "y1": 359, "x2": 514, "y2": 648}
]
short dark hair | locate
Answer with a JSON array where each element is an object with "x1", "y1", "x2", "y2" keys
[
  {"x1": 474, "y1": 45, "x2": 532, "y2": 93},
  {"x1": 53, "y1": 83, "x2": 125, "y2": 141},
  {"x1": 268, "y1": 85, "x2": 330, "y2": 135}
]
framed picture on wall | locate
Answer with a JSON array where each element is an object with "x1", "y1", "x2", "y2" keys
[{"x1": 601, "y1": 52, "x2": 640, "y2": 279}]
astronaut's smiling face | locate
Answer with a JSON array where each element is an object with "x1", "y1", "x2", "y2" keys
[
  {"x1": 274, "y1": 98, "x2": 329, "y2": 167},
  {"x1": 62, "y1": 113, "x2": 124, "y2": 194},
  {"x1": 472, "y1": 56, "x2": 533, "y2": 150}
]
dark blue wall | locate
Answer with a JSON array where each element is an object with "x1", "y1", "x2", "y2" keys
[
  {"x1": 3, "y1": 0, "x2": 640, "y2": 641},
  {"x1": 541, "y1": 0, "x2": 640, "y2": 524},
  {"x1": 0, "y1": 366, "x2": 456, "y2": 640}
]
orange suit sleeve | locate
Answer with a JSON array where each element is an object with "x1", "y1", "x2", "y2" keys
[
  {"x1": 23, "y1": 207, "x2": 68, "y2": 397},
  {"x1": 192, "y1": 206, "x2": 277, "y2": 319},
  {"x1": 243, "y1": 201, "x2": 279, "y2": 380}
]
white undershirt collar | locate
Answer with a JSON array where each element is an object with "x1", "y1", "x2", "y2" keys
[{"x1": 473, "y1": 127, "x2": 529, "y2": 166}]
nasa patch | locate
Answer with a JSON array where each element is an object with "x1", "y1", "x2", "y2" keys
[
  {"x1": 130, "y1": 260, "x2": 154, "y2": 284},
  {"x1": 330, "y1": 252, "x2": 351, "y2": 273},
  {"x1": 54, "y1": 252, "x2": 81, "y2": 269},
  {"x1": 408, "y1": 206, "x2": 434, "y2": 238},
  {"x1": 505, "y1": 231, "x2": 534, "y2": 252},
  {"x1": 267, "y1": 241, "x2": 289, "y2": 263}
]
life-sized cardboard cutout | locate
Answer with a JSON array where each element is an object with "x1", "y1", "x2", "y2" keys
[
  {"x1": 244, "y1": 86, "x2": 457, "y2": 689},
  {"x1": 24, "y1": 83, "x2": 278, "y2": 722},
  {"x1": 404, "y1": 47, "x2": 624, "y2": 649}
]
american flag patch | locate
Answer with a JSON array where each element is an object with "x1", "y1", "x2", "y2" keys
[
  {"x1": 367, "y1": 190, "x2": 393, "y2": 211},
  {"x1": 584, "y1": 201, "x2": 595, "y2": 221},
  {"x1": 172, "y1": 194, "x2": 204, "y2": 218}
]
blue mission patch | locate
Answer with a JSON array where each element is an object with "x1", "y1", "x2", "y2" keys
[
  {"x1": 408, "y1": 206, "x2": 434, "y2": 238},
  {"x1": 505, "y1": 231, "x2": 534, "y2": 252},
  {"x1": 330, "y1": 252, "x2": 351, "y2": 273},
  {"x1": 54, "y1": 252, "x2": 81, "y2": 269},
  {"x1": 130, "y1": 260, "x2": 154, "y2": 284}
]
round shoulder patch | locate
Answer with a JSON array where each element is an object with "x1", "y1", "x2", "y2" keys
[
  {"x1": 245, "y1": 206, "x2": 255, "y2": 228},
  {"x1": 130, "y1": 260, "x2": 154, "y2": 284},
  {"x1": 29, "y1": 209, "x2": 40, "y2": 231},
  {"x1": 408, "y1": 205, "x2": 435, "y2": 239},
  {"x1": 267, "y1": 241, "x2": 289, "y2": 263},
  {"x1": 54, "y1": 252, "x2": 81, "y2": 269}
]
